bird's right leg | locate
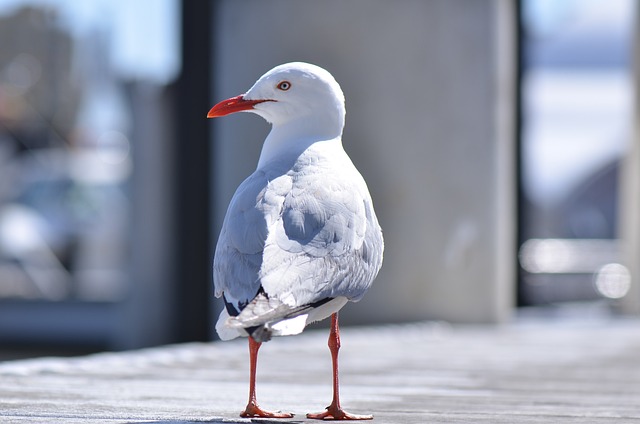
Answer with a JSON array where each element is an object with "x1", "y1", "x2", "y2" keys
[
  {"x1": 240, "y1": 337, "x2": 294, "y2": 418},
  {"x1": 307, "y1": 313, "x2": 373, "y2": 420}
]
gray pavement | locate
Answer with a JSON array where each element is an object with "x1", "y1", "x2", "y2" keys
[{"x1": 1, "y1": 314, "x2": 640, "y2": 423}]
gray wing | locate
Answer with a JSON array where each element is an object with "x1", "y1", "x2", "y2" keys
[
  {"x1": 259, "y1": 164, "x2": 383, "y2": 307},
  {"x1": 214, "y1": 157, "x2": 383, "y2": 317},
  {"x1": 213, "y1": 168, "x2": 277, "y2": 308}
]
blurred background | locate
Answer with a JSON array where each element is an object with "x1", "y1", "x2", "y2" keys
[{"x1": 0, "y1": 0, "x2": 638, "y2": 357}]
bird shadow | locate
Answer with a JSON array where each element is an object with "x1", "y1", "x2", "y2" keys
[{"x1": 127, "y1": 419, "x2": 305, "y2": 424}]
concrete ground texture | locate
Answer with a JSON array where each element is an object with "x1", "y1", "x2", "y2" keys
[{"x1": 1, "y1": 312, "x2": 640, "y2": 423}]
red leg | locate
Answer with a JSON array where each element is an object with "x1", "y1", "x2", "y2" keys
[
  {"x1": 307, "y1": 313, "x2": 373, "y2": 420},
  {"x1": 240, "y1": 337, "x2": 294, "y2": 418}
]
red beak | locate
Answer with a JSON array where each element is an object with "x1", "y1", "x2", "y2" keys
[{"x1": 207, "y1": 95, "x2": 271, "y2": 118}]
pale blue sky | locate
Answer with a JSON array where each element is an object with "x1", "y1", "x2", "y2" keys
[{"x1": 0, "y1": 0, "x2": 180, "y2": 84}]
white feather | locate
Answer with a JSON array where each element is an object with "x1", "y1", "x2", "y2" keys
[{"x1": 213, "y1": 62, "x2": 383, "y2": 341}]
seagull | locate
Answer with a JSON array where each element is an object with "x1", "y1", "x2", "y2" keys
[{"x1": 207, "y1": 62, "x2": 383, "y2": 420}]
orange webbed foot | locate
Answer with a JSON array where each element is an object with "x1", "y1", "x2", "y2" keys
[
  {"x1": 240, "y1": 400, "x2": 294, "y2": 419},
  {"x1": 307, "y1": 405, "x2": 373, "y2": 420}
]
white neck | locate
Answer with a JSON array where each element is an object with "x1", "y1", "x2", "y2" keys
[{"x1": 256, "y1": 114, "x2": 344, "y2": 169}]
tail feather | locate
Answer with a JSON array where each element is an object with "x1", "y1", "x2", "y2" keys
[
  {"x1": 224, "y1": 292, "x2": 335, "y2": 342},
  {"x1": 226, "y1": 292, "x2": 309, "y2": 329}
]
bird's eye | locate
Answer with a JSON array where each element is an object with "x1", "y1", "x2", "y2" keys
[{"x1": 277, "y1": 81, "x2": 291, "y2": 91}]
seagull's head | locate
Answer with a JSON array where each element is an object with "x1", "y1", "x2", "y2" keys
[{"x1": 208, "y1": 62, "x2": 346, "y2": 137}]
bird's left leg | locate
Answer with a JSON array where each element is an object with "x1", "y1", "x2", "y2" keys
[
  {"x1": 307, "y1": 313, "x2": 373, "y2": 420},
  {"x1": 240, "y1": 337, "x2": 294, "y2": 418}
]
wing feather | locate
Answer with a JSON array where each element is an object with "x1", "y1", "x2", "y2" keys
[
  {"x1": 213, "y1": 146, "x2": 383, "y2": 334},
  {"x1": 259, "y1": 151, "x2": 382, "y2": 306}
]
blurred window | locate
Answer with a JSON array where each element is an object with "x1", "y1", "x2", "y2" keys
[
  {"x1": 519, "y1": 0, "x2": 634, "y2": 304},
  {"x1": 0, "y1": 1, "x2": 178, "y2": 349}
]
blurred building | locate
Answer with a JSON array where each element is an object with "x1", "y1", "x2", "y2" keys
[
  {"x1": 0, "y1": 2, "x2": 181, "y2": 350},
  {"x1": 0, "y1": 0, "x2": 638, "y2": 354},
  {"x1": 0, "y1": 7, "x2": 78, "y2": 151},
  {"x1": 0, "y1": 6, "x2": 132, "y2": 303}
]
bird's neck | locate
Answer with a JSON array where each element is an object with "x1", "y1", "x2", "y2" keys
[{"x1": 257, "y1": 117, "x2": 344, "y2": 169}]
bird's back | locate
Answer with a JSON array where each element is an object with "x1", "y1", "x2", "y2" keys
[{"x1": 214, "y1": 141, "x2": 383, "y2": 335}]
